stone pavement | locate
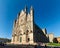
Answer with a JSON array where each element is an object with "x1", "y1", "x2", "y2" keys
[{"x1": 0, "y1": 44, "x2": 60, "y2": 48}]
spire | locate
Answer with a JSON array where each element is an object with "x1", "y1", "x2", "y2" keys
[
  {"x1": 24, "y1": 5, "x2": 27, "y2": 13},
  {"x1": 30, "y1": 6, "x2": 33, "y2": 16},
  {"x1": 30, "y1": 6, "x2": 33, "y2": 10}
]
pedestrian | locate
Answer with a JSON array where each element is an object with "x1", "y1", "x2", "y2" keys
[
  {"x1": 34, "y1": 45, "x2": 37, "y2": 48},
  {"x1": 45, "y1": 45, "x2": 47, "y2": 48}
]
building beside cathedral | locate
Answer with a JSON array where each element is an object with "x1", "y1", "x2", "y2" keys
[{"x1": 11, "y1": 6, "x2": 53, "y2": 44}]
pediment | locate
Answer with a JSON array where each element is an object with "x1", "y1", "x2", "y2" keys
[{"x1": 20, "y1": 10, "x2": 25, "y2": 17}]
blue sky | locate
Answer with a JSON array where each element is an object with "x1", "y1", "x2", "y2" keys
[{"x1": 0, "y1": 0, "x2": 60, "y2": 39}]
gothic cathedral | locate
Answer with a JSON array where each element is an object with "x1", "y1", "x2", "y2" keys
[{"x1": 11, "y1": 6, "x2": 49, "y2": 44}]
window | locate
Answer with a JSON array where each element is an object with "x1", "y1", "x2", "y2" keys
[
  {"x1": 28, "y1": 38, "x2": 30, "y2": 42},
  {"x1": 31, "y1": 30, "x2": 32, "y2": 33},
  {"x1": 15, "y1": 34, "x2": 16, "y2": 36},
  {"x1": 20, "y1": 33, "x2": 22, "y2": 35},
  {"x1": 24, "y1": 32, "x2": 25, "y2": 34},
  {"x1": 20, "y1": 37, "x2": 22, "y2": 42},
  {"x1": 27, "y1": 30, "x2": 29, "y2": 33},
  {"x1": 26, "y1": 30, "x2": 29, "y2": 35}
]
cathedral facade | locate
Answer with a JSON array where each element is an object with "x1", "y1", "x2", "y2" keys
[{"x1": 11, "y1": 6, "x2": 50, "y2": 44}]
